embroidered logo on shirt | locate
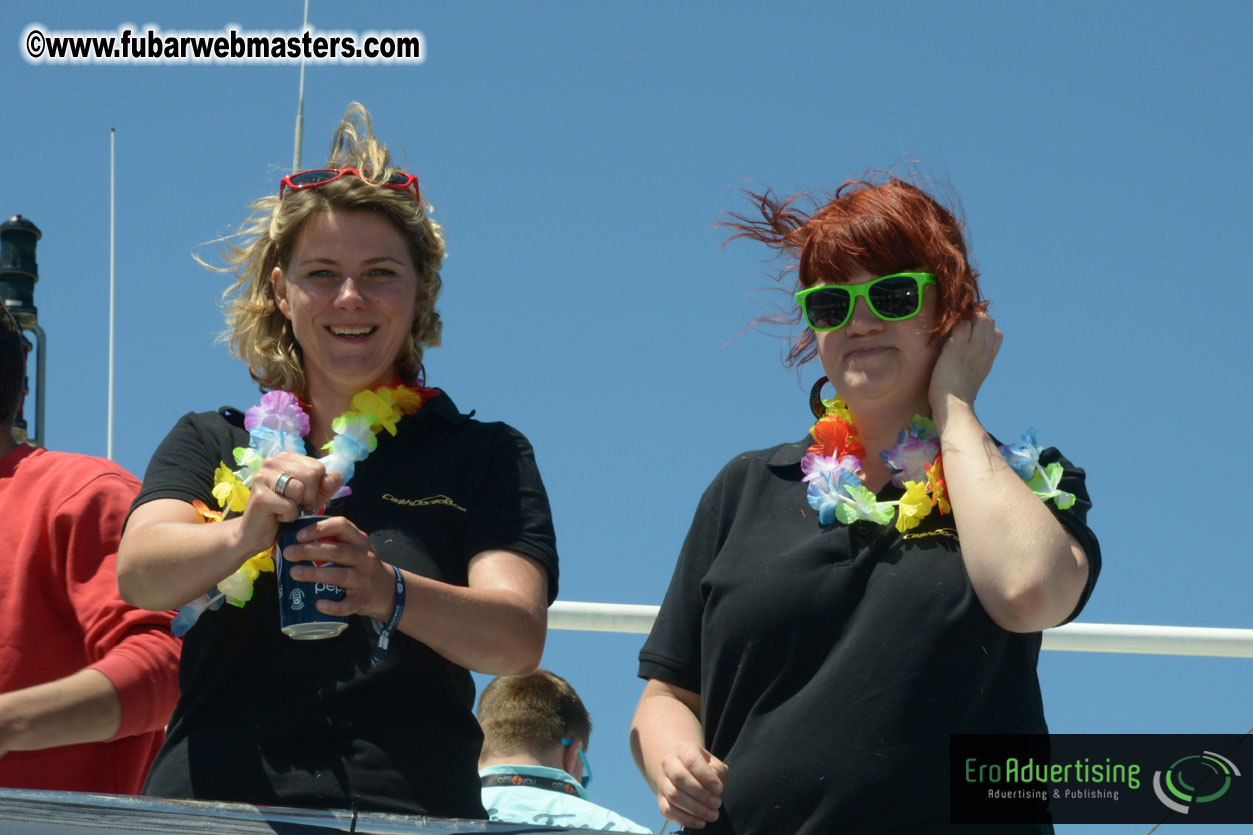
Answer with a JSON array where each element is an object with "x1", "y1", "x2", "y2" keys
[
  {"x1": 903, "y1": 528, "x2": 959, "y2": 542},
  {"x1": 382, "y1": 492, "x2": 467, "y2": 512}
]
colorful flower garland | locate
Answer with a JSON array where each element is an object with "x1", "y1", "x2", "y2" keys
[
  {"x1": 170, "y1": 383, "x2": 434, "y2": 636},
  {"x1": 800, "y1": 394, "x2": 1075, "y2": 533}
]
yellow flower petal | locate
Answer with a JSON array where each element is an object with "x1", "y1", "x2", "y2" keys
[
  {"x1": 894, "y1": 480, "x2": 933, "y2": 533},
  {"x1": 248, "y1": 548, "x2": 276, "y2": 574},
  {"x1": 823, "y1": 395, "x2": 854, "y2": 423},
  {"x1": 386, "y1": 385, "x2": 423, "y2": 414},
  {"x1": 211, "y1": 463, "x2": 250, "y2": 513},
  {"x1": 352, "y1": 389, "x2": 401, "y2": 435}
]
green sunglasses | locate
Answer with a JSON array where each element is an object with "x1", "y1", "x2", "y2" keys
[{"x1": 795, "y1": 272, "x2": 936, "y2": 331}]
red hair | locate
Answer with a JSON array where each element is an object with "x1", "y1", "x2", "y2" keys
[{"x1": 723, "y1": 175, "x2": 986, "y2": 367}]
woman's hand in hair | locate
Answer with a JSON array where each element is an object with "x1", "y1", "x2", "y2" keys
[{"x1": 928, "y1": 311, "x2": 1002, "y2": 414}]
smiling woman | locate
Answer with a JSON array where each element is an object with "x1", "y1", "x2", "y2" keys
[
  {"x1": 114, "y1": 103, "x2": 559, "y2": 818},
  {"x1": 273, "y1": 211, "x2": 424, "y2": 414}
]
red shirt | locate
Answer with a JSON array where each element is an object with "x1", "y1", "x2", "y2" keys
[{"x1": 0, "y1": 445, "x2": 180, "y2": 793}]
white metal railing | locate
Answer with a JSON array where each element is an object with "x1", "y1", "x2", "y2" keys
[{"x1": 548, "y1": 601, "x2": 1253, "y2": 659}]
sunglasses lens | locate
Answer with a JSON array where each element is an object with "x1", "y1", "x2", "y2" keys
[
  {"x1": 383, "y1": 172, "x2": 411, "y2": 186},
  {"x1": 804, "y1": 288, "x2": 852, "y2": 330},
  {"x1": 867, "y1": 275, "x2": 923, "y2": 319},
  {"x1": 287, "y1": 169, "x2": 340, "y2": 188}
]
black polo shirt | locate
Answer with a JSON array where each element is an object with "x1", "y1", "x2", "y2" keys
[
  {"x1": 639, "y1": 437, "x2": 1099, "y2": 834},
  {"x1": 130, "y1": 391, "x2": 559, "y2": 817}
]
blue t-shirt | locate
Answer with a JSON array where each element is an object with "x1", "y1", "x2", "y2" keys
[{"x1": 479, "y1": 764, "x2": 652, "y2": 833}]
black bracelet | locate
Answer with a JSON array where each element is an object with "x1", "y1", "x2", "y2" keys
[{"x1": 370, "y1": 564, "x2": 405, "y2": 668}]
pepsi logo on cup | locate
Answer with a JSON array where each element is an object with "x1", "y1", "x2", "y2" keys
[{"x1": 276, "y1": 516, "x2": 348, "y2": 640}]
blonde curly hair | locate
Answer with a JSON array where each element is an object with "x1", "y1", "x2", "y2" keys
[{"x1": 216, "y1": 102, "x2": 445, "y2": 394}]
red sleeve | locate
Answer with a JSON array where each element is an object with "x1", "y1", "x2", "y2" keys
[{"x1": 56, "y1": 469, "x2": 182, "y2": 740}]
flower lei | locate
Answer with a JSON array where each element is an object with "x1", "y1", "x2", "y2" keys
[
  {"x1": 169, "y1": 383, "x2": 432, "y2": 636},
  {"x1": 799, "y1": 394, "x2": 1075, "y2": 533}
]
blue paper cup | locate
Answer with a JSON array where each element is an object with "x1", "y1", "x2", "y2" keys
[{"x1": 276, "y1": 515, "x2": 348, "y2": 640}]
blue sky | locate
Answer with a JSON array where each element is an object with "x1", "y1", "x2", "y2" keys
[{"x1": 3, "y1": 2, "x2": 1250, "y2": 831}]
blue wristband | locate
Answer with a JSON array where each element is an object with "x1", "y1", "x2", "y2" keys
[{"x1": 371, "y1": 564, "x2": 405, "y2": 668}]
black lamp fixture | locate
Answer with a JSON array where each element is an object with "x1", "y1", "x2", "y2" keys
[{"x1": 1, "y1": 214, "x2": 45, "y2": 446}]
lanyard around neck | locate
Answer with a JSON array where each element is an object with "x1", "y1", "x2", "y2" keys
[{"x1": 481, "y1": 771, "x2": 581, "y2": 797}]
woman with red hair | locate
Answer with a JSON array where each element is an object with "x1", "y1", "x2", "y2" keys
[{"x1": 631, "y1": 177, "x2": 1100, "y2": 833}]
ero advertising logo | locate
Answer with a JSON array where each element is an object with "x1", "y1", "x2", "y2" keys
[
  {"x1": 1153, "y1": 750, "x2": 1241, "y2": 815},
  {"x1": 951, "y1": 734, "x2": 1251, "y2": 825}
]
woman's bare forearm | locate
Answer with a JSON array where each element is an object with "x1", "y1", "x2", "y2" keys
[
  {"x1": 631, "y1": 679, "x2": 727, "y2": 829},
  {"x1": 935, "y1": 396, "x2": 1088, "y2": 632},
  {"x1": 394, "y1": 569, "x2": 547, "y2": 675},
  {"x1": 117, "y1": 499, "x2": 257, "y2": 611},
  {"x1": 631, "y1": 680, "x2": 707, "y2": 792}
]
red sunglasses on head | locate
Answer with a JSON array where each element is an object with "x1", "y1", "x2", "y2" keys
[{"x1": 279, "y1": 167, "x2": 420, "y2": 202}]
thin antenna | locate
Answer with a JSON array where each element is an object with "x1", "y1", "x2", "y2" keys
[
  {"x1": 107, "y1": 128, "x2": 116, "y2": 460},
  {"x1": 292, "y1": 0, "x2": 310, "y2": 170}
]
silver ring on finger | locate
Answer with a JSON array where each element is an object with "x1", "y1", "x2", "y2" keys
[{"x1": 273, "y1": 471, "x2": 294, "y2": 498}]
